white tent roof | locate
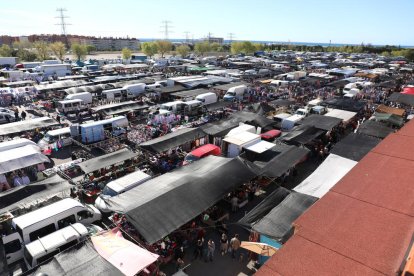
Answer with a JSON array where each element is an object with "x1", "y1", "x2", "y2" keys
[
  {"x1": 244, "y1": 140, "x2": 275, "y2": 153},
  {"x1": 226, "y1": 124, "x2": 256, "y2": 137},
  {"x1": 0, "y1": 144, "x2": 50, "y2": 174},
  {"x1": 0, "y1": 138, "x2": 36, "y2": 152},
  {"x1": 223, "y1": 131, "x2": 260, "y2": 146},
  {"x1": 324, "y1": 109, "x2": 357, "y2": 122},
  {"x1": 293, "y1": 154, "x2": 357, "y2": 198}
]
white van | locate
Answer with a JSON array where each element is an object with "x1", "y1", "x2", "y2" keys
[
  {"x1": 64, "y1": 92, "x2": 93, "y2": 105},
  {"x1": 2, "y1": 198, "x2": 101, "y2": 265},
  {"x1": 101, "y1": 88, "x2": 133, "y2": 101},
  {"x1": 37, "y1": 127, "x2": 72, "y2": 150},
  {"x1": 57, "y1": 99, "x2": 88, "y2": 114},
  {"x1": 223, "y1": 85, "x2": 247, "y2": 101},
  {"x1": 95, "y1": 170, "x2": 151, "y2": 212},
  {"x1": 195, "y1": 92, "x2": 218, "y2": 105},
  {"x1": 159, "y1": 101, "x2": 185, "y2": 113},
  {"x1": 23, "y1": 223, "x2": 88, "y2": 269},
  {"x1": 124, "y1": 83, "x2": 146, "y2": 96}
]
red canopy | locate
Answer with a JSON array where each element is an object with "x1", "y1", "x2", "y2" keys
[{"x1": 402, "y1": 87, "x2": 414, "y2": 95}]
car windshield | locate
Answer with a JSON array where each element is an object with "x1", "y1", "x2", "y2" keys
[
  {"x1": 184, "y1": 154, "x2": 200, "y2": 163},
  {"x1": 42, "y1": 134, "x2": 55, "y2": 143},
  {"x1": 227, "y1": 92, "x2": 235, "y2": 96},
  {"x1": 102, "y1": 186, "x2": 118, "y2": 197}
]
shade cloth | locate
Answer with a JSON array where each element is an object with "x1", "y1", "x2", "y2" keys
[
  {"x1": 298, "y1": 114, "x2": 342, "y2": 131},
  {"x1": 294, "y1": 154, "x2": 357, "y2": 198},
  {"x1": 0, "y1": 144, "x2": 49, "y2": 174},
  {"x1": 356, "y1": 120, "x2": 394, "y2": 139},
  {"x1": 105, "y1": 156, "x2": 256, "y2": 244},
  {"x1": 0, "y1": 117, "x2": 58, "y2": 136},
  {"x1": 330, "y1": 133, "x2": 381, "y2": 161}
]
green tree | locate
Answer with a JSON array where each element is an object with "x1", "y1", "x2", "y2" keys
[
  {"x1": 231, "y1": 41, "x2": 244, "y2": 54},
  {"x1": 122, "y1": 47, "x2": 132, "y2": 60},
  {"x1": 85, "y1": 45, "x2": 96, "y2": 54},
  {"x1": 241, "y1": 41, "x2": 256, "y2": 54},
  {"x1": 141, "y1": 42, "x2": 158, "y2": 58},
  {"x1": 17, "y1": 49, "x2": 37, "y2": 62},
  {"x1": 254, "y1": 43, "x2": 265, "y2": 52},
  {"x1": 155, "y1": 40, "x2": 172, "y2": 58},
  {"x1": 194, "y1": 42, "x2": 211, "y2": 56},
  {"x1": 210, "y1": 42, "x2": 221, "y2": 52},
  {"x1": 176, "y1": 44, "x2": 190, "y2": 58},
  {"x1": 33, "y1": 41, "x2": 50, "y2": 61},
  {"x1": 49, "y1": 42, "x2": 66, "y2": 61},
  {"x1": 71, "y1": 43, "x2": 87, "y2": 61},
  {"x1": 0, "y1": 44, "x2": 12, "y2": 57}
]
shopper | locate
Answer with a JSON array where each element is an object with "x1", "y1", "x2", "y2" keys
[{"x1": 230, "y1": 234, "x2": 241, "y2": 259}]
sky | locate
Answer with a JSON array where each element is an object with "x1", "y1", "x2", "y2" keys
[{"x1": 1, "y1": 0, "x2": 414, "y2": 45}]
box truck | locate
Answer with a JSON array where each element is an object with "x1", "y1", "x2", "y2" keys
[{"x1": 223, "y1": 85, "x2": 247, "y2": 101}]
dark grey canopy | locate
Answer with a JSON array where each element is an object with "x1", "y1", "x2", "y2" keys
[
  {"x1": 105, "y1": 156, "x2": 257, "y2": 244},
  {"x1": 356, "y1": 120, "x2": 395, "y2": 139},
  {"x1": 331, "y1": 133, "x2": 381, "y2": 161},
  {"x1": 298, "y1": 114, "x2": 342, "y2": 131}
]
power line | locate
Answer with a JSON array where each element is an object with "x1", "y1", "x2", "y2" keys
[
  {"x1": 55, "y1": 8, "x2": 71, "y2": 36},
  {"x1": 160, "y1": 20, "x2": 173, "y2": 40},
  {"x1": 227, "y1": 33, "x2": 235, "y2": 44},
  {"x1": 183, "y1": 31, "x2": 190, "y2": 43}
]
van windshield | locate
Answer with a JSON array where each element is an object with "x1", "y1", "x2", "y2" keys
[
  {"x1": 102, "y1": 186, "x2": 118, "y2": 197},
  {"x1": 227, "y1": 92, "x2": 235, "y2": 96},
  {"x1": 184, "y1": 154, "x2": 200, "y2": 163},
  {"x1": 43, "y1": 134, "x2": 56, "y2": 143}
]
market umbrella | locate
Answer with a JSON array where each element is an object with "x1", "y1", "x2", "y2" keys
[{"x1": 240, "y1": 241, "x2": 278, "y2": 257}]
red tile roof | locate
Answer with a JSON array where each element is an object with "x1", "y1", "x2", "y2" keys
[{"x1": 256, "y1": 119, "x2": 414, "y2": 275}]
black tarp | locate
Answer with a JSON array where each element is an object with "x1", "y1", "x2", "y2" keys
[
  {"x1": 28, "y1": 241, "x2": 123, "y2": 276},
  {"x1": 105, "y1": 156, "x2": 257, "y2": 244},
  {"x1": 388, "y1": 92, "x2": 414, "y2": 106},
  {"x1": 201, "y1": 117, "x2": 244, "y2": 137},
  {"x1": 76, "y1": 148, "x2": 138, "y2": 174},
  {"x1": 321, "y1": 98, "x2": 366, "y2": 112},
  {"x1": 139, "y1": 128, "x2": 207, "y2": 153},
  {"x1": 0, "y1": 174, "x2": 72, "y2": 214},
  {"x1": 251, "y1": 192, "x2": 318, "y2": 243},
  {"x1": 232, "y1": 111, "x2": 276, "y2": 130},
  {"x1": 326, "y1": 79, "x2": 350, "y2": 88},
  {"x1": 238, "y1": 187, "x2": 291, "y2": 228},
  {"x1": 257, "y1": 146, "x2": 310, "y2": 178},
  {"x1": 298, "y1": 114, "x2": 342, "y2": 131},
  {"x1": 170, "y1": 88, "x2": 212, "y2": 99},
  {"x1": 330, "y1": 133, "x2": 381, "y2": 161},
  {"x1": 281, "y1": 125, "x2": 325, "y2": 145},
  {"x1": 244, "y1": 103, "x2": 275, "y2": 116},
  {"x1": 0, "y1": 117, "x2": 58, "y2": 136},
  {"x1": 269, "y1": 99, "x2": 295, "y2": 107},
  {"x1": 356, "y1": 120, "x2": 395, "y2": 138},
  {"x1": 205, "y1": 101, "x2": 232, "y2": 111}
]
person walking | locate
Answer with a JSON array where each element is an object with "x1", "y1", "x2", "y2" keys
[
  {"x1": 220, "y1": 233, "x2": 228, "y2": 255},
  {"x1": 230, "y1": 234, "x2": 241, "y2": 259},
  {"x1": 206, "y1": 239, "x2": 215, "y2": 262},
  {"x1": 193, "y1": 238, "x2": 204, "y2": 260},
  {"x1": 21, "y1": 110, "x2": 26, "y2": 120},
  {"x1": 231, "y1": 195, "x2": 238, "y2": 213},
  {"x1": 14, "y1": 109, "x2": 19, "y2": 121}
]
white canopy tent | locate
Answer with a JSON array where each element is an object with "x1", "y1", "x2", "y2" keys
[
  {"x1": 0, "y1": 144, "x2": 50, "y2": 174},
  {"x1": 293, "y1": 154, "x2": 357, "y2": 198},
  {"x1": 324, "y1": 109, "x2": 357, "y2": 123},
  {"x1": 0, "y1": 138, "x2": 37, "y2": 152}
]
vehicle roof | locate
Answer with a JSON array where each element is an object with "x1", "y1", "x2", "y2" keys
[
  {"x1": 79, "y1": 116, "x2": 126, "y2": 128},
  {"x1": 162, "y1": 101, "x2": 184, "y2": 106},
  {"x1": 106, "y1": 170, "x2": 151, "y2": 193},
  {"x1": 58, "y1": 99, "x2": 83, "y2": 104},
  {"x1": 46, "y1": 127, "x2": 71, "y2": 136},
  {"x1": 66, "y1": 92, "x2": 91, "y2": 96},
  {"x1": 25, "y1": 223, "x2": 88, "y2": 256},
  {"x1": 13, "y1": 198, "x2": 85, "y2": 229},
  {"x1": 102, "y1": 88, "x2": 126, "y2": 93},
  {"x1": 195, "y1": 92, "x2": 216, "y2": 97},
  {"x1": 274, "y1": 113, "x2": 292, "y2": 119},
  {"x1": 184, "y1": 100, "x2": 202, "y2": 105},
  {"x1": 190, "y1": 144, "x2": 221, "y2": 158}
]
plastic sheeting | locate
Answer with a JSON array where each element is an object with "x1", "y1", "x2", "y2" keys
[
  {"x1": 0, "y1": 117, "x2": 58, "y2": 136},
  {"x1": 330, "y1": 133, "x2": 381, "y2": 162},
  {"x1": 281, "y1": 125, "x2": 324, "y2": 145},
  {"x1": 298, "y1": 114, "x2": 342, "y2": 131},
  {"x1": 257, "y1": 146, "x2": 310, "y2": 178},
  {"x1": 357, "y1": 120, "x2": 394, "y2": 138},
  {"x1": 76, "y1": 148, "x2": 138, "y2": 174},
  {"x1": 388, "y1": 92, "x2": 414, "y2": 106},
  {"x1": 238, "y1": 187, "x2": 291, "y2": 228},
  {"x1": 294, "y1": 154, "x2": 357, "y2": 198},
  {"x1": 0, "y1": 144, "x2": 50, "y2": 174},
  {"x1": 139, "y1": 128, "x2": 207, "y2": 153},
  {"x1": 29, "y1": 241, "x2": 123, "y2": 276},
  {"x1": 321, "y1": 98, "x2": 366, "y2": 112},
  {"x1": 105, "y1": 156, "x2": 257, "y2": 244},
  {"x1": 0, "y1": 174, "x2": 72, "y2": 214},
  {"x1": 251, "y1": 192, "x2": 318, "y2": 243}
]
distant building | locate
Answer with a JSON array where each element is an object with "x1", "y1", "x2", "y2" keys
[{"x1": 202, "y1": 37, "x2": 224, "y2": 44}]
